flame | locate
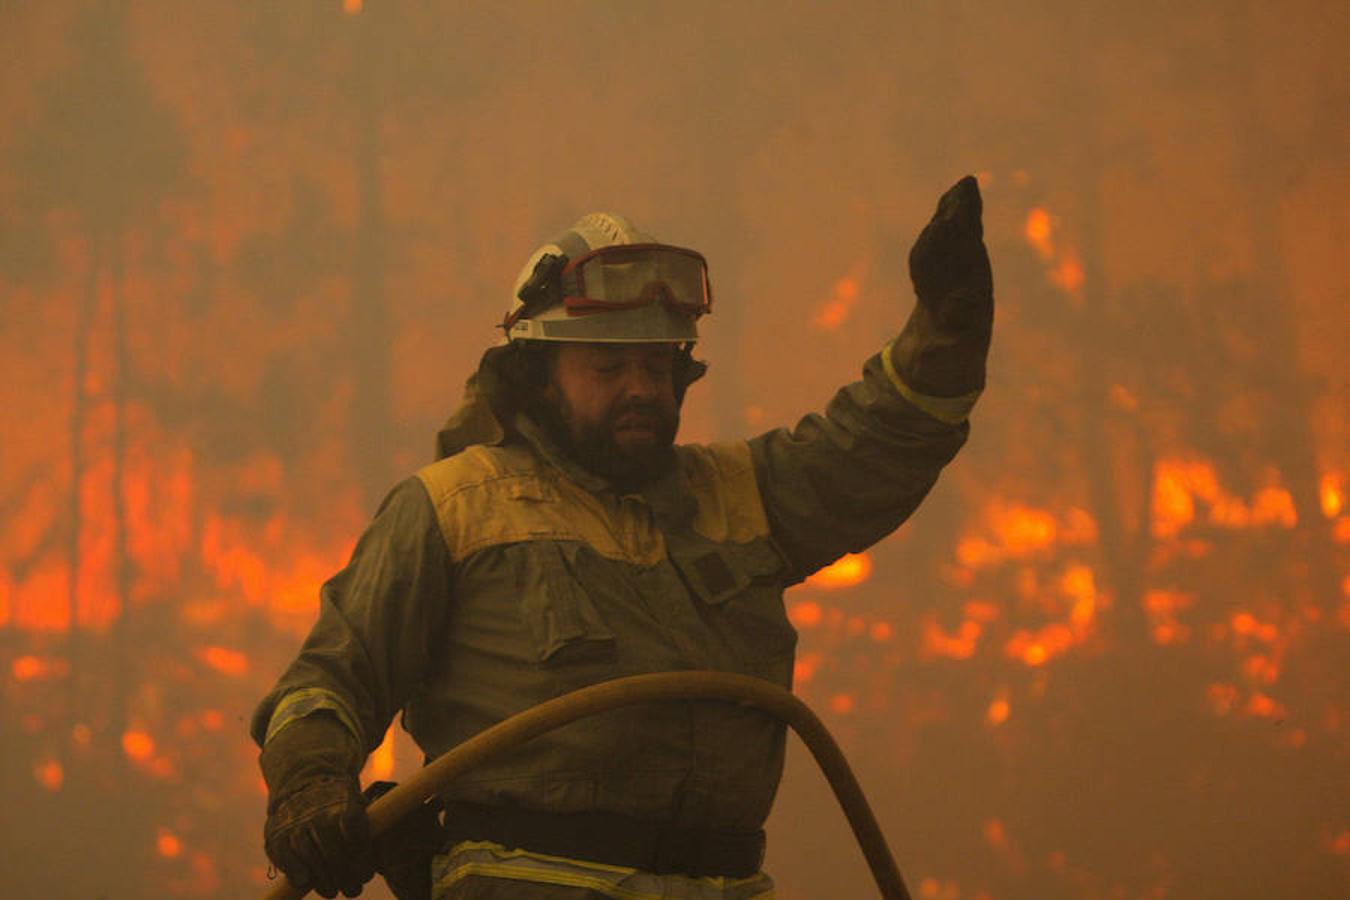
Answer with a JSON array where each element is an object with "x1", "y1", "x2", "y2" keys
[
  {"x1": 828, "y1": 693, "x2": 854, "y2": 714},
  {"x1": 793, "y1": 651, "x2": 823, "y2": 685},
  {"x1": 122, "y1": 730, "x2": 156, "y2": 762},
  {"x1": 157, "y1": 828, "x2": 183, "y2": 859},
  {"x1": 956, "y1": 502, "x2": 1096, "y2": 570},
  {"x1": 806, "y1": 552, "x2": 872, "y2": 589},
  {"x1": 1321, "y1": 473, "x2": 1344, "y2": 518},
  {"x1": 12, "y1": 654, "x2": 69, "y2": 682},
  {"x1": 812, "y1": 274, "x2": 862, "y2": 331},
  {"x1": 1144, "y1": 589, "x2": 1194, "y2": 646},
  {"x1": 1022, "y1": 207, "x2": 1084, "y2": 302},
  {"x1": 34, "y1": 759, "x2": 64, "y2": 792},
  {"x1": 920, "y1": 615, "x2": 982, "y2": 660},
  {"x1": 343, "y1": 0, "x2": 363, "y2": 13},
  {"x1": 1152, "y1": 459, "x2": 1299, "y2": 538},
  {"x1": 986, "y1": 692, "x2": 1011, "y2": 726},
  {"x1": 196, "y1": 645, "x2": 249, "y2": 676},
  {"x1": 369, "y1": 724, "x2": 396, "y2": 780},
  {"x1": 1023, "y1": 209, "x2": 1054, "y2": 259},
  {"x1": 788, "y1": 600, "x2": 823, "y2": 628},
  {"x1": 1005, "y1": 623, "x2": 1078, "y2": 667}
]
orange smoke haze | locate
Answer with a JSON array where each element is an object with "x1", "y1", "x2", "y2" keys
[{"x1": 1, "y1": 3, "x2": 1346, "y2": 899}]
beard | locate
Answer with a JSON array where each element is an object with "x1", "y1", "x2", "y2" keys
[{"x1": 536, "y1": 393, "x2": 679, "y2": 492}]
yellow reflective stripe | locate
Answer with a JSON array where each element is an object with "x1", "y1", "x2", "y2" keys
[
  {"x1": 436, "y1": 840, "x2": 776, "y2": 899},
  {"x1": 264, "y1": 687, "x2": 364, "y2": 748},
  {"x1": 881, "y1": 339, "x2": 981, "y2": 424},
  {"x1": 440, "y1": 862, "x2": 662, "y2": 900},
  {"x1": 448, "y1": 840, "x2": 642, "y2": 876}
]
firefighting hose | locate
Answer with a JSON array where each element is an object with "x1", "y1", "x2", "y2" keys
[{"x1": 262, "y1": 670, "x2": 912, "y2": 900}]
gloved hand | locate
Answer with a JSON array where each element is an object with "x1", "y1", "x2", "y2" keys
[
  {"x1": 261, "y1": 712, "x2": 376, "y2": 898},
  {"x1": 892, "y1": 174, "x2": 994, "y2": 401}
]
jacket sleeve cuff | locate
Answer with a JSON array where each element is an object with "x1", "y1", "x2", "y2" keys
[
  {"x1": 263, "y1": 687, "x2": 365, "y2": 749},
  {"x1": 882, "y1": 339, "x2": 982, "y2": 424}
]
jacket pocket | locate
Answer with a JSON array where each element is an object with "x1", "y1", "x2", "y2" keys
[
  {"x1": 519, "y1": 542, "x2": 617, "y2": 667},
  {"x1": 671, "y1": 536, "x2": 798, "y2": 671}
]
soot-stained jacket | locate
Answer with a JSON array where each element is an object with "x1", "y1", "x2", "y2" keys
[{"x1": 250, "y1": 344, "x2": 971, "y2": 833}]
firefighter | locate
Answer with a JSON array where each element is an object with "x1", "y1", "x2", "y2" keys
[{"x1": 252, "y1": 176, "x2": 993, "y2": 899}]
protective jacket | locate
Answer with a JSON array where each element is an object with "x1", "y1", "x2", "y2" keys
[{"x1": 251, "y1": 341, "x2": 972, "y2": 897}]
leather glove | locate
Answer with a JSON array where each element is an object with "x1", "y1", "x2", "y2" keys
[
  {"x1": 261, "y1": 712, "x2": 376, "y2": 898},
  {"x1": 892, "y1": 174, "x2": 994, "y2": 402}
]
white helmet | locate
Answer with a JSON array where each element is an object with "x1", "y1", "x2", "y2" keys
[{"x1": 502, "y1": 212, "x2": 712, "y2": 344}]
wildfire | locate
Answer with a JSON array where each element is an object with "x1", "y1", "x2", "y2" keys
[
  {"x1": 368, "y1": 724, "x2": 397, "y2": 780},
  {"x1": 986, "y1": 690, "x2": 1011, "y2": 726},
  {"x1": 122, "y1": 729, "x2": 157, "y2": 762},
  {"x1": 812, "y1": 271, "x2": 864, "y2": 331},
  {"x1": 34, "y1": 759, "x2": 64, "y2": 792},
  {"x1": 11, "y1": 654, "x2": 69, "y2": 682},
  {"x1": 195, "y1": 645, "x2": 250, "y2": 676},
  {"x1": 1144, "y1": 589, "x2": 1194, "y2": 645},
  {"x1": 1321, "y1": 473, "x2": 1344, "y2": 518},
  {"x1": 1022, "y1": 206, "x2": 1085, "y2": 302},
  {"x1": 1151, "y1": 459, "x2": 1298, "y2": 538},
  {"x1": 157, "y1": 828, "x2": 183, "y2": 859},
  {"x1": 956, "y1": 502, "x2": 1097, "y2": 570},
  {"x1": 806, "y1": 552, "x2": 873, "y2": 589}
]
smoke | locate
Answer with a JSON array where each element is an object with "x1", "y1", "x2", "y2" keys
[{"x1": 1, "y1": 1, "x2": 1346, "y2": 897}]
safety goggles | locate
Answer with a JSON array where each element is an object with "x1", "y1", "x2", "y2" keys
[{"x1": 560, "y1": 243, "x2": 712, "y2": 318}]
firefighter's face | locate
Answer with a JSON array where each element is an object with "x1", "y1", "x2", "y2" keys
[{"x1": 545, "y1": 342, "x2": 680, "y2": 487}]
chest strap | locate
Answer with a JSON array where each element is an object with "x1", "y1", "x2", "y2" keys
[{"x1": 441, "y1": 800, "x2": 766, "y2": 879}]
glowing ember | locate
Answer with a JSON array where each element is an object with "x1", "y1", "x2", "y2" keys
[
  {"x1": 788, "y1": 600, "x2": 823, "y2": 628},
  {"x1": 196, "y1": 645, "x2": 249, "y2": 676},
  {"x1": 157, "y1": 828, "x2": 183, "y2": 858},
  {"x1": 986, "y1": 694, "x2": 1011, "y2": 726},
  {"x1": 1144, "y1": 589, "x2": 1194, "y2": 645},
  {"x1": 1023, "y1": 209, "x2": 1054, "y2": 259},
  {"x1": 1049, "y1": 252, "x2": 1085, "y2": 294},
  {"x1": 869, "y1": 621, "x2": 893, "y2": 642},
  {"x1": 1153, "y1": 459, "x2": 1300, "y2": 537},
  {"x1": 813, "y1": 275, "x2": 862, "y2": 330},
  {"x1": 1319, "y1": 473, "x2": 1343, "y2": 518},
  {"x1": 122, "y1": 730, "x2": 156, "y2": 762},
  {"x1": 34, "y1": 759, "x2": 63, "y2": 791},
  {"x1": 955, "y1": 502, "x2": 1092, "y2": 570},
  {"x1": 343, "y1": 0, "x2": 363, "y2": 13},
  {"x1": 1005, "y1": 623, "x2": 1077, "y2": 667},
  {"x1": 793, "y1": 652, "x2": 822, "y2": 685},
  {"x1": 11, "y1": 654, "x2": 69, "y2": 682},
  {"x1": 806, "y1": 552, "x2": 872, "y2": 589},
  {"x1": 920, "y1": 616, "x2": 982, "y2": 660},
  {"x1": 828, "y1": 693, "x2": 855, "y2": 714},
  {"x1": 369, "y1": 725, "x2": 396, "y2": 780}
]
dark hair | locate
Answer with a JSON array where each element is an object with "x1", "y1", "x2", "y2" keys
[{"x1": 477, "y1": 340, "x2": 707, "y2": 432}]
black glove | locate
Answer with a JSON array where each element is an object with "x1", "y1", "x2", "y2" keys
[
  {"x1": 261, "y1": 712, "x2": 376, "y2": 898},
  {"x1": 893, "y1": 174, "x2": 994, "y2": 399}
]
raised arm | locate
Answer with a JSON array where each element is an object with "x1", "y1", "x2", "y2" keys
[{"x1": 750, "y1": 176, "x2": 993, "y2": 581}]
